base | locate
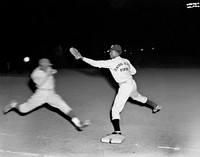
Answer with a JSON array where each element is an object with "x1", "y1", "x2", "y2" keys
[{"x1": 101, "y1": 134, "x2": 125, "y2": 144}]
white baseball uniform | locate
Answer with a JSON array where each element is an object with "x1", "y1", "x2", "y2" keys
[
  {"x1": 83, "y1": 56, "x2": 147, "y2": 120},
  {"x1": 18, "y1": 66, "x2": 72, "y2": 114}
]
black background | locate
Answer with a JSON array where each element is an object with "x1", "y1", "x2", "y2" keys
[{"x1": 1, "y1": 0, "x2": 200, "y2": 71}]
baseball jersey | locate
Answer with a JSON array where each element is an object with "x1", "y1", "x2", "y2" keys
[
  {"x1": 31, "y1": 67, "x2": 55, "y2": 90},
  {"x1": 83, "y1": 56, "x2": 136, "y2": 83}
]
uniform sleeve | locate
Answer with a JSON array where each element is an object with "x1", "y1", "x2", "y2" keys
[
  {"x1": 31, "y1": 70, "x2": 43, "y2": 86},
  {"x1": 83, "y1": 57, "x2": 113, "y2": 69}
]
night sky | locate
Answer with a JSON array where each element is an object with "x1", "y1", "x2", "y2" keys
[{"x1": 1, "y1": 0, "x2": 200, "y2": 71}]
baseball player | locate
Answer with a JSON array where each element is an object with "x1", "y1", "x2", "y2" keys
[
  {"x1": 71, "y1": 45, "x2": 162, "y2": 135},
  {"x1": 3, "y1": 58, "x2": 90, "y2": 131}
]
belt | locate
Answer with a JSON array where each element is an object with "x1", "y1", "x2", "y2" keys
[{"x1": 119, "y1": 81, "x2": 127, "y2": 85}]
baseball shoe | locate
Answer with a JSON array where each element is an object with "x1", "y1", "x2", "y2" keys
[
  {"x1": 76, "y1": 120, "x2": 91, "y2": 131},
  {"x1": 3, "y1": 100, "x2": 18, "y2": 114},
  {"x1": 152, "y1": 105, "x2": 162, "y2": 114},
  {"x1": 108, "y1": 131, "x2": 122, "y2": 135}
]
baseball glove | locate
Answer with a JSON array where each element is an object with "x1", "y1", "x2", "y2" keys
[{"x1": 69, "y1": 47, "x2": 82, "y2": 60}]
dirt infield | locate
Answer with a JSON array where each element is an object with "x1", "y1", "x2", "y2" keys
[{"x1": 1, "y1": 68, "x2": 200, "y2": 157}]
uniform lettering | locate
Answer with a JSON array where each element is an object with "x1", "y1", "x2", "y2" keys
[
  {"x1": 114, "y1": 62, "x2": 130, "y2": 72},
  {"x1": 114, "y1": 63, "x2": 123, "y2": 71},
  {"x1": 120, "y1": 67, "x2": 129, "y2": 72}
]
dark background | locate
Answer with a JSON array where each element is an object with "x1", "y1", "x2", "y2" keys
[{"x1": 1, "y1": 0, "x2": 200, "y2": 72}]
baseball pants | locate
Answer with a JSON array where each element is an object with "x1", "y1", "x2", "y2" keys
[{"x1": 112, "y1": 79, "x2": 147, "y2": 120}]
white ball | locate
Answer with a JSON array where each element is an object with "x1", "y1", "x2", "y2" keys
[{"x1": 24, "y1": 57, "x2": 30, "y2": 62}]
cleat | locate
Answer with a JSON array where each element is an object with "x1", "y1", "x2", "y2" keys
[
  {"x1": 107, "y1": 131, "x2": 122, "y2": 135},
  {"x1": 3, "y1": 100, "x2": 18, "y2": 114},
  {"x1": 152, "y1": 105, "x2": 162, "y2": 114},
  {"x1": 76, "y1": 120, "x2": 91, "y2": 131}
]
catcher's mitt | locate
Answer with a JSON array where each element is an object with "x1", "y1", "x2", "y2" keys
[{"x1": 69, "y1": 47, "x2": 82, "y2": 60}]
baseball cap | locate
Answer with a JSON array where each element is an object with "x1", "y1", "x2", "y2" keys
[
  {"x1": 107, "y1": 44, "x2": 122, "y2": 54},
  {"x1": 39, "y1": 58, "x2": 53, "y2": 66}
]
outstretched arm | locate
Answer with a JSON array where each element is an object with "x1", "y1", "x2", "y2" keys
[
  {"x1": 82, "y1": 57, "x2": 113, "y2": 69},
  {"x1": 69, "y1": 47, "x2": 113, "y2": 69}
]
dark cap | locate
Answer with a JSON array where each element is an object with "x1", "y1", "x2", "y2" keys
[{"x1": 107, "y1": 44, "x2": 122, "y2": 54}]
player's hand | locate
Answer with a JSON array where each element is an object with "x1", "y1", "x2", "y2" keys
[
  {"x1": 47, "y1": 69, "x2": 57, "y2": 75},
  {"x1": 51, "y1": 69, "x2": 57, "y2": 75}
]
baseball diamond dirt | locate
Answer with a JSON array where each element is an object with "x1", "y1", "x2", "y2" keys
[{"x1": 0, "y1": 68, "x2": 200, "y2": 157}]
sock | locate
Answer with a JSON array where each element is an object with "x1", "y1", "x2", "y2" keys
[
  {"x1": 112, "y1": 119, "x2": 121, "y2": 133},
  {"x1": 10, "y1": 101, "x2": 18, "y2": 108},
  {"x1": 71, "y1": 117, "x2": 81, "y2": 127},
  {"x1": 66, "y1": 111, "x2": 82, "y2": 127},
  {"x1": 146, "y1": 99, "x2": 158, "y2": 108},
  {"x1": 12, "y1": 101, "x2": 20, "y2": 110}
]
